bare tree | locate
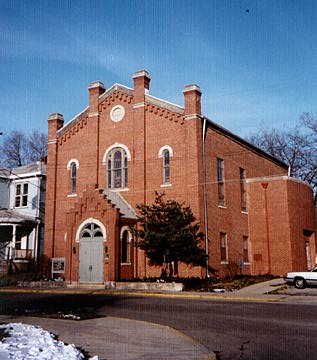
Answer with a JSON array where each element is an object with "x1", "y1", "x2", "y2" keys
[
  {"x1": 0, "y1": 130, "x2": 47, "y2": 168},
  {"x1": 248, "y1": 123, "x2": 317, "y2": 202},
  {"x1": 27, "y1": 130, "x2": 47, "y2": 162}
]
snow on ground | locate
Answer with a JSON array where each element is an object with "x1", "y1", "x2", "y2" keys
[{"x1": 0, "y1": 323, "x2": 97, "y2": 360}]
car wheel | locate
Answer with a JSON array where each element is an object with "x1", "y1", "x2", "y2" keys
[{"x1": 294, "y1": 277, "x2": 306, "y2": 289}]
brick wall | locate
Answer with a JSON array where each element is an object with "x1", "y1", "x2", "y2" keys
[
  {"x1": 44, "y1": 71, "x2": 316, "y2": 282},
  {"x1": 248, "y1": 177, "x2": 316, "y2": 275}
]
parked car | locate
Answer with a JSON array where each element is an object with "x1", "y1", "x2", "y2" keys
[{"x1": 284, "y1": 268, "x2": 317, "y2": 289}]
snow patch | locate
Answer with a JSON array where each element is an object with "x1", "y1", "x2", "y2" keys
[{"x1": 0, "y1": 323, "x2": 97, "y2": 359}]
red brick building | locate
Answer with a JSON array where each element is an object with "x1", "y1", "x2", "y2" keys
[{"x1": 44, "y1": 70, "x2": 316, "y2": 284}]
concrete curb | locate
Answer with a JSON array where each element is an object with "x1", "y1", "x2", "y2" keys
[{"x1": 0, "y1": 286, "x2": 286, "y2": 303}]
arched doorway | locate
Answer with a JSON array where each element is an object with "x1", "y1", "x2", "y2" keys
[{"x1": 78, "y1": 222, "x2": 104, "y2": 283}]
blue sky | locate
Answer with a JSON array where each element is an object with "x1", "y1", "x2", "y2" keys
[{"x1": 1, "y1": 0, "x2": 317, "y2": 139}]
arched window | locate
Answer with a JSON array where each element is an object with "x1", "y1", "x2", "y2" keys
[
  {"x1": 121, "y1": 228, "x2": 131, "y2": 263},
  {"x1": 70, "y1": 162, "x2": 77, "y2": 194},
  {"x1": 79, "y1": 223, "x2": 104, "y2": 239},
  {"x1": 106, "y1": 147, "x2": 128, "y2": 189},
  {"x1": 67, "y1": 159, "x2": 79, "y2": 195},
  {"x1": 158, "y1": 146, "x2": 173, "y2": 186},
  {"x1": 162, "y1": 149, "x2": 170, "y2": 184}
]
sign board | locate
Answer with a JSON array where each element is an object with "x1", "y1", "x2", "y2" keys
[
  {"x1": 239, "y1": 258, "x2": 243, "y2": 269},
  {"x1": 51, "y1": 257, "x2": 65, "y2": 274}
]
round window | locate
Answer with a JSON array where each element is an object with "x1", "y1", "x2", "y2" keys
[{"x1": 110, "y1": 105, "x2": 125, "y2": 122}]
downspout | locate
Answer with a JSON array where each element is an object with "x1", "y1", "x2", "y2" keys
[{"x1": 202, "y1": 117, "x2": 209, "y2": 277}]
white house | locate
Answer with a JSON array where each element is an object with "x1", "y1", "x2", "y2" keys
[{"x1": 0, "y1": 161, "x2": 46, "y2": 272}]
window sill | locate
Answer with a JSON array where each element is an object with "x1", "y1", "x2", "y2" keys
[
  {"x1": 218, "y1": 205, "x2": 227, "y2": 209},
  {"x1": 241, "y1": 210, "x2": 248, "y2": 215},
  {"x1": 14, "y1": 206, "x2": 28, "y2": 209},
  {"x1": 243, "y1": 262, "x2": 251, "y2": 265},
  {"x1": 67, "y1": 194, "x2": 78, "y2": 197},
  {"x1": 109, "y1": 188, "x2": 129, "y2": 192},
  {"x1": 220, "y1": 261, "x2": 229, "y2": 265},
  {"x1": 160, "y1": 183, "x2": 172, "y2": 188},
  {"x1": 120, "y1": 262, "x2": 131, "y2": 266}
]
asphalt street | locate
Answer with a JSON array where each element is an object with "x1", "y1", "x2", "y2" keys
[{"x1": 0, "y1": 289, "x2": 316, "y2": 360}]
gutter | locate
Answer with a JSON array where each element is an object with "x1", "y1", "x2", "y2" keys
[{"x1": 202, "y1": 116, "x2": 209, "y2": 277}]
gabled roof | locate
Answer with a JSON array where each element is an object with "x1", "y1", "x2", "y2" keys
[
  {"x1": 57, "y1": 107, "x2": 89, "y2": 138},
  {"x1": 11, "y1": 162, "x2": 46, "y2": 176},
  {"x1": 0, "y1": 168, "x2": 10, "y2": 179},
  {"x1": 205, "y1": 116, "x2": 288, "y2": 169},
  {"x1": 55, "y1": 78, "x2": 286, "y2": 169},
  {"x1": 0, "y1": 209, "x2": 38, "y2": 224},
  {"x1": 145, "y1": 94, "x2": 184, "y2": 115},
  {"x1": 104, "y1": 189, "x2": 138, "y2": 220},
  {"x1": 99, "y1": 83, "x2": 134, "y2": 103}
]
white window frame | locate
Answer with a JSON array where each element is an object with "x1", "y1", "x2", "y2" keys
[
  {"x1": 120, "y1": 226, "x2": 132, "y2": 265},
  {"x1": 220, "y1": 232, "x2": 228, "y2": 264},
  {"x1": 15, "y1": 182, "x2": 28, "y2": 208},
  {"x1": 217, "y1": 158, "x2": 225, "y2": 207},
  {"x1": 243, "y1": 235, "x2": 250, "y2": 264},
  {"x1": 158, "y1": 145, "x2": 173, "y2": 187},
  {"x1": 240, "y1": 168, "x2": 248, "y2": 213},
  {"x1": 103, "y1": 144, "x2": 131, "y2": 191},
  {"x1": 67, "y1": 159, "x2": 79, "y2": 196}
]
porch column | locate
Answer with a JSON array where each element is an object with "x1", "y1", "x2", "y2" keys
[
  {"x1": 10, "y1": 224, "x2": 17, "y2": 260},
  {"x1": 33, "y1": 223, "x2": 39, "y2": 260}
]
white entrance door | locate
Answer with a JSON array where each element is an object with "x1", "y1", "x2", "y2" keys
[{"x1": 79, "y1": 223, "x2": 104, "y2": 283}]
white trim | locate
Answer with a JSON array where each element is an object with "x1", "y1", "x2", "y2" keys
[
  {"x1": 88, "y1": 81, "x2": 105, "y2": 90},
  {"x1": 56, "y1": 106, "x2": 89, "y2": 135},
  {"x1": 110, "y1": 105, "x2": 125, "y2": 122},
  {"x1": 184, "y1": 114, "x2": 201, "y2": 121},
  {"x1": 67, "y1": 159, "x2": 79, "y2": 170},
  {"x1": 102, "y1": 143, "x2": 131, "y2": 164},
  {"x1": 160, "y1": 183, "x2": 172, "y2": 188},
  {"x1": 88, "y1": 112, "x2": 99, "y2": 117},
  {"x1": 120, "y1": 226, "x2": 132, "y2": 264},
  {"x1": 182, "y1": 84, "x2": 201, "y2": 94},
  {"x1": 246, "y1": 175, "x2": 313, "y2": 189},
  {"x1": 158, "y1": 145, "x2": 174, "y2": 158},
  {"x1": 75, "y1": 218, "x2": 107, "y2": 242},
  {"x1": 145, "y1": 94, "x2": 184, "y2": 113},
  {"x1": 133, "y1": 103, "x2": 145, "y2": 109},
  {"x1": 133, "y1": 70, "x2": 151, "y2": 79},
  {"x1": 120, "y1": 226, "x2": 132, "y2": 240},
  {"x1": 67, "y1": 194, "x2": 78, "y2": 198},
  {"x1": 109, "y1": 187, "x2": 130, "y2": 192}
]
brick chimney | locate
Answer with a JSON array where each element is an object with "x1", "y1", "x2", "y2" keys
[
  {"x1": 183, "y1": 84, "x2": 202, "y2": 117},
  {"x1": 133, "y1": 70, "x2": 151, "y2": 104},
  {"x1": 48, "y1": 113, "x2": 64, "y2": 141},
  {"x1": 88, "y1": 81, "x2": 105, "y2": 114}
]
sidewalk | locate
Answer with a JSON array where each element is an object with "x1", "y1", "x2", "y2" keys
[
  {"x1": 0, "y1": 315, "x2": 214, "y2": 360},
  {"x1": 228, "y1": 277, "x2": 285, "y2": 297}
]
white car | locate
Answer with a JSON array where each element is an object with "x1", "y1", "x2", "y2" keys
[{"x1": 284, "y1": 268, "x2": 317, "y2": 289}]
